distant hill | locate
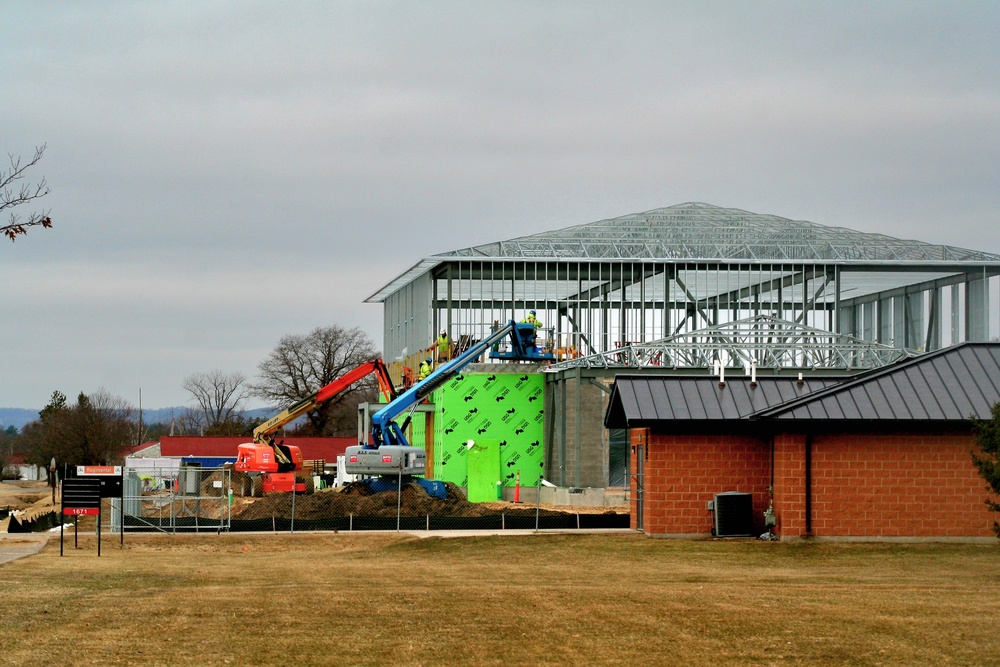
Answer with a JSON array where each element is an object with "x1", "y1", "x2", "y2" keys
[
  {"x1": 0, "y1": 408, "x2": 40, "y2": 430},
  {"x1": 0, "y1": 406, "x2": 278, "y2": 431},
  {"x1": 137, "y1": 407, "x2": 277, "y2": 425}
]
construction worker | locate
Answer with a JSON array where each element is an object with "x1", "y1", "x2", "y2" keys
[
  {"x1": 418, "y1": 357, "x2": 432, "y2": 380},
  {"x1": 520, "y1": 310, "x2": 543, "y2": 349},
  {"x1": 436, "y1": 329, "x2": 452, "y2": 362},
  {"x1": 521, "y1": 310, "x2": 542, "y2": 330}
]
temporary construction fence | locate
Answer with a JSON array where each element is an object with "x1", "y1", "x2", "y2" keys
[
  {"x1": 108, "y1": 464, "x2": 628, "y2": 534},
  {"x1": 114, "y1": 464, "x2": 233, "y2": 533}
]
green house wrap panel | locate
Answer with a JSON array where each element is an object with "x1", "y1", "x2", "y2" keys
[
  {"x1": 466, "y1": 440, "x2": 501, "y2": 503},
  {"x1": 432, "y1": 372, "x2": 545, "y2": 493}
]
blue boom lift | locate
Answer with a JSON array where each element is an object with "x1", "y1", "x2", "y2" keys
[{"x1": 344, "y1": 320, "x2": 552, "y2": 497}]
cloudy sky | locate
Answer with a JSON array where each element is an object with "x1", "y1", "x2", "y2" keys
[{"x1": 2, "y1": 1, "x2": 998, "y2": 411}]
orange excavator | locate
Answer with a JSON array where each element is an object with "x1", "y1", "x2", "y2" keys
[{"x1": 234, "y1": 359, "x2": 397, "y2": 493}]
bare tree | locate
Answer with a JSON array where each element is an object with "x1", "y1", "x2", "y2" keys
[
  {"x1": 83, "y1": 388, "x2": 137, "y2": 461},
  {"x1": 173, "y1": 408, "x2": 207, "y2": 436},
  {"x1": 251, "y1": 325, "x2": 380, "y2": 436},
  {"x1": 183, "y1": 370, "x2": 250, "y2": 429},
  {"x1": 0, "y1": 425, "x2": 17, "y2": 480},
  {"x1": 2, "y1": 144, "x2": 53, "y2": 241}
]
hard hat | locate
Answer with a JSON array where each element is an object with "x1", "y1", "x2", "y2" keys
[
  {"x1": 440, "y1": 329, "x2": 447, "y2": 335},
  {"x1": 426, "y1": 357, "x2": 432, "y2": 363},
  {"x1": 529, "y1": 310, "x2": 536, "y2": 315}
]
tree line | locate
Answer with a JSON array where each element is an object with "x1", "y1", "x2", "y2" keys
[
  {"x1": 1, "y1": 324, "x2": 380, "y2": 477},
  {"x1": 1, "y1": 144, "x2": 384, "y2": 476}
]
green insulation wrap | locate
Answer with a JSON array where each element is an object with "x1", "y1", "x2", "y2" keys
[{"x1": 415, "y1": 371, "x2": 544, "y2": 494}]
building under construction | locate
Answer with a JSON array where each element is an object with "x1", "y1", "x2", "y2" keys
[{"x1": 366, "y1": 202, "x2": 1000, "y2": 490}]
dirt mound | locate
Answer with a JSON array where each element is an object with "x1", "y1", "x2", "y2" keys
[
  {"x1": 0, "y1": 481, "x2": 51, "y2": 512},
  {"x1": 231, "y1": 481, "x2": 559, "y2": 520},
  {"x1": 200, "y1": 469, "x2": 257, "y2": 497}
]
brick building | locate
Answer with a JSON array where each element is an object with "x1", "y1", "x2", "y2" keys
[{"x1": 604, "y1": 343, "x2": 1000, "y2": 541}]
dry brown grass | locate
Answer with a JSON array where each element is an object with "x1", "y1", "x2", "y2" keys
[{"x1": 2, "y1": 532, "x2": 999, "y2": 667}]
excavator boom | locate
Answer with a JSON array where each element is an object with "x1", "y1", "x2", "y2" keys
[{"x1": 252, "y1": 359, "x2": 395, "y2": 446}]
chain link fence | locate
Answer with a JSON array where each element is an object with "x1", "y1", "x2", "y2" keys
[{"x1": 100, "y1": 465, "x2": 628, "y2": 534}]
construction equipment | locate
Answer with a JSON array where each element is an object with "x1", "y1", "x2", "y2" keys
[
  {"x1": 345, "y1": 320, "x2": 548, "y2": 497},
  {"x1": 489, "y1": 319, "x2": 555, "y2": 362},
  {"x1": 235, "y1": 359, "x2": 396, "y2": 493}
]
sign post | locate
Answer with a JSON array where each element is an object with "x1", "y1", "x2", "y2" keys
[
  {"x1": 60, "y1": 466, "x2": 124, "y2": 556},
  {"x1": 60, "y1": 478, "x2": 102, "y2": 556}
]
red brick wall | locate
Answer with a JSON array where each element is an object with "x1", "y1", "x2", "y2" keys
[
  {"x1": 772, "y1": 434, "x2": 807, "y2": 537},
  {"x1": 809, "y1": 433, "x2": 995, "y2": 538},
  {"x1": 637, "y1": 432, "x2": 770, "y2": 536},
  {"x1": 634, "y1": 429, "x2": 998, "y2": 539}
]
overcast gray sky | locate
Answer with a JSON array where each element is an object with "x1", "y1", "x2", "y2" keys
[{"x1": 2, "y1": 1, "x2": 998, "y2": 411}]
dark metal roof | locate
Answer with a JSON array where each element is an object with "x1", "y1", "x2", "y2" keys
[
  {"x1": 756, "y1": 343, "x2": 1000, "y2": 422},
  {"x1": 604, "y1": 343, "x2": 1000, "y2": 428},
  {"x1": 604, "y1": 375, "x2": 837, "y2": 428}
]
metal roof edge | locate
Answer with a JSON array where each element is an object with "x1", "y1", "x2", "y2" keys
[
  {"x1": 603, "y1": 374, "x2": 838, "y2": 428},
  {"x1": 365, "y1": 258, "x2": 442, "y2": 303},
  {"x1": 431, "y1": 203, "x2": 1000, "y2": 262},
  {"x1": 750, "y1": 342, "x2": 993, "y2": 420}
]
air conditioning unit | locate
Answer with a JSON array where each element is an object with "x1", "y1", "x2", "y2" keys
[{"x1": 713, "y1": 491, "x2": 754, "y2": 537}]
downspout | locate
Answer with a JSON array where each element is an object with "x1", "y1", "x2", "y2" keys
[
  {"x1": 763, "y1": 435, "x2": 776, "y2": 536},
  {"x1": 804, "y1": 434, "x2": 813, "y2": 535}
]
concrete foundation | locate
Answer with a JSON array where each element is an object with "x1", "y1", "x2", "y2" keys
[{"x1": 500, "y1": 485, "x2": 628, "y2": 508}]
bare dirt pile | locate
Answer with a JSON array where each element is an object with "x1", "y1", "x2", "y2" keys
[
  {"x1": 0, "y1": 481, "x2": 51, "y2": 512},
  {"x1": 201, "y1": 469, "x2": 256, "y2": 497},
  {"x1": 1, "y1": 481, "x2": 58, "y2": 532},
  {"x1": 231, "y1": 481, "x2": 570, "y2": 520}
]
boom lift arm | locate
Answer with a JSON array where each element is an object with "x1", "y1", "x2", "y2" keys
[
  {"x1": 344, "y1": 320, "x2": 543, "y2": 486},
  {"x1": 369, "y1": 321, "x2": 526, "y2": 451},
  {"x1": 235, "y1": 359, "x2": 396, "y2": 491},
  {"x1": 253, "y1": 358, "x2": 396, "y2": 450}
]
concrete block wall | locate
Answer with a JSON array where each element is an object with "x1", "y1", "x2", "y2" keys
[{"x1": 548, "y1": 374, "x2": 610, "y2": 488}]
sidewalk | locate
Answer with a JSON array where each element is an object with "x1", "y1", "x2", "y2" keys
[{"x1": 0, "y1": 533, "x2": 50, "y2": 566}]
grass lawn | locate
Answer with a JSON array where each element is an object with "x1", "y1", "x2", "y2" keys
[{"x1": 2, "y1": 532, "x2": 999, "y2": 666}]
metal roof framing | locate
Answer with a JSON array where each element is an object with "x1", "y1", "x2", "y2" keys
[
  {"x1": 437, "y1": 203, "x2": 1000, "y2": 263},
  {"x1": 545, "y1": 315, "x2": 915, "y2": 372},
  {"x1": 368, "y1": 203, "x2": 1000, "y2": 374}
]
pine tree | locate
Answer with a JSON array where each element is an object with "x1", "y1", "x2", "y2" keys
[{"x1": 971, "y1": 402, "x2": 1000, "y2": 538}]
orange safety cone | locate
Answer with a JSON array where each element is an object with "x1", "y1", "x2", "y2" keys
[{"x1": 514, "y1": 470, "x2": 521, "y2": 503}]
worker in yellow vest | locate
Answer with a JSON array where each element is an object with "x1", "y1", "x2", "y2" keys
[
  {"x1": 418, "y1": 357, "x2": 432, "y2": 380},
  {"x1": 521, "y1": 310, "x2": 542, "y2": 347},
  {"x1": 436, "y1": 329, "x2": 452, "y2": 362},
  {"x1": 521, "y1": 310, "x2": 542, "y2": 330}
]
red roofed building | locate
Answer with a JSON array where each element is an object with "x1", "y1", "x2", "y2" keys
[{"x1": 131, "y1": 436, "x2": 358, "y2": 470}]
